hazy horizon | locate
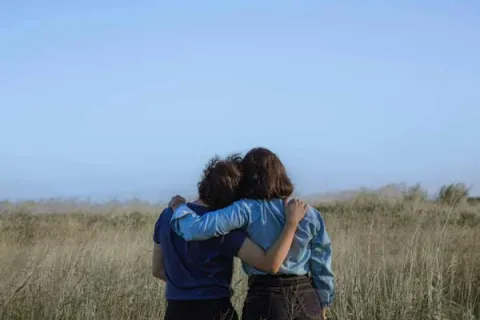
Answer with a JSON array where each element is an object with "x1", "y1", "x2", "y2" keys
[{"x1": 1, "y1": 181, "x2": 478, "y2": 203}]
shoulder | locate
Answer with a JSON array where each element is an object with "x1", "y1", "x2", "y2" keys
[
  {"x1": 156, "y1": 208, "x2": 173, "y2": 226},
  {"x1": 304, "y1": 206, "x2": 326, "y2": 231},
  {"x1": 226, "y1": 229, "x2": 247, "y2": 240},
  {"x1": 235, "y1": 199, "x2": 286, "y2": 215},
  {"x1": 222, "y1": 199, "x2": 262, "y2": 213},
  {"x1": 306, "y1": 206, "x2": 324, "y2": 220},
  {"x1": 153, "y1": 208, "x2": 173, "y2": 244},
  {"x1": 220, "y1": 229, "x2": 248, "y2": 254},
  {"x1": 221, "y1": 229, "x2": 247, "y2": 247},
  {"x1": 235, "y1": 198, "x2": 279, "y2": 209},
  {"x1": 233, "y1": 199, "x2": 258, "y2": 207}
]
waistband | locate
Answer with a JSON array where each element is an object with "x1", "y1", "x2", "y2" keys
[
  {"x1": 167, "y1": 297, "x2": 232, "y2": 305},
  {"x1": 248, "y1": 274, "x2": 311, "y2": 288}
]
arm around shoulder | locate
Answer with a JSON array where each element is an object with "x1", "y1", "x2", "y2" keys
[
  {"x1": 237, "y1": 199, "x2": 308, "y2": 273},
  {"x1": 170, "y1": 201, "x2": 252, "y2": 241}
]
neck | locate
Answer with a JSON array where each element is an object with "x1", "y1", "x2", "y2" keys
[{"x1": 192, "y1": 199, "x2": 208, "y2": 207}]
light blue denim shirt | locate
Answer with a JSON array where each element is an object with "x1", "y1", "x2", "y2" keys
[{"x1": 170, "y1": 199, "x2": 335, "y2": 308}]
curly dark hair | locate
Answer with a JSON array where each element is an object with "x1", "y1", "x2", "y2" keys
[
  {"x1": 240, "y1": 147, "x2": 294, "y2": 200},
  {"x1": 197, "y1": 154, "x2": 243, "y2": 210}
]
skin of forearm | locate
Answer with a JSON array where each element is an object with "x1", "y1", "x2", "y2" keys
[
  {"x1": 263, "y1": 221, "x2": 298, "y2": 273},
  {"x1": 153, "y1": 269, "x2": 167, "y2": 281},
  {"x1": 159, "y1": 271, "x2": 167, "y2": 282}
]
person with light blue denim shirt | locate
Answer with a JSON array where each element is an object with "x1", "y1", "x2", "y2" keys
[{"x1": 169, "y1": 147, "x2": 334, "y2": 320}]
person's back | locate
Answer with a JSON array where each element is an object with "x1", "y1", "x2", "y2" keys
[
  {"x1": 151, "y1": 155, "x2": 249, "y2": 320},
  {"x1": 170, "y1": 198, "x2": 333, "y2": 302},
  {"x1": 154, "y1": 203, "x2": 245, "y2": 300},
  {"x1": 183, "y1": 199, "x2": 325, "y2": 276}
]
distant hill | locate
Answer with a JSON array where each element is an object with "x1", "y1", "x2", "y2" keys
[
  {"x1": 468, "y1": 197, "x2": 480, "y2": 204},
  {"x1": 303, "y1": 184, "x2": 408, "y2": 204}
]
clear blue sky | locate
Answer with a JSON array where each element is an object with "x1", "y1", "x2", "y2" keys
[{"x1": 1, "y1": 1, "x2": 479, "y2": 201}]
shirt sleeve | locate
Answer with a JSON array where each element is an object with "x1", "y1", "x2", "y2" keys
[
  {"x1": 152, "y1": 209, "x2": 168, "y2": 245},
  {"x1": 309, "y1": 209, "x2": 335, "y2": 308},
  {"x1": 169, "y1": 200, "x2": 252, "y2": 241},
  {"x1": 220, "y1": 230, "x2": 248, "y2": 258}
]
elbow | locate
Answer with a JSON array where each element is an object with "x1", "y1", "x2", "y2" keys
[
  {"x1": 174, "y1": 229, "x2": 194, "y2": 241},
  {"x1": 181, "y1": 229, "x2": 208, "y2": 241},
  {"x1": 269, "y1": 263, "x2": 282, "y2": 274},
  {"x1": 175, "y1": 225, "x2": 199, "y2": 241},
  {"x1": 152, "y1": 268, "x2": 166, "y2": 280},
  {"x1": 261, "y1": 262, "x2": 282, "y2": 274},
  {"x1": 152, "y1": 270, "x2": 161, "y2": 279}
]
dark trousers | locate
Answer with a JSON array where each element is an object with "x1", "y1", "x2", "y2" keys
[
  {"x1": 242, "y1": 275, "x2": 323, "y2": 320},
  {"x1": 165, "y1": 298, "x2": 238, "y2": 320}
]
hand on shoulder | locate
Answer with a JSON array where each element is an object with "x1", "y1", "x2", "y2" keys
[
  {"x1": 168, "y1": 195, "x2": 186, "y2": 211},
  {"x1": 284, "y1": 198, "x2": 308, "y2": 226}
]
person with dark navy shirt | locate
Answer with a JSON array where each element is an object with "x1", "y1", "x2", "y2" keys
[{"x1": 152, "y1": 154, "x2": 308, "y2": 320}]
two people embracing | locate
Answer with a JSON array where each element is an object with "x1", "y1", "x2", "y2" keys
[{"x1": 152, "y1": 147, "x2": 334, "y2": 320}]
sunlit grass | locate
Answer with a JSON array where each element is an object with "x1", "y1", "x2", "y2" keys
[{"x1": 1, "y1": 198, "x2": 479, "y2": 319}]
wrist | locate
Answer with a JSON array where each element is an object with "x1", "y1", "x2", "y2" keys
[{"x1": 285, "y1": 220, "x2": 299, "y2": 228}]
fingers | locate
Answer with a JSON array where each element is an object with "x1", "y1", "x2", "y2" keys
[
  {"x1": 291, "y1": 199, "x2": 299, "y2": 208},
  {"x1": 172, "y1": 195, "x2": 185, "y2": 201},
  {"x1": 291, "y1": 198, "x2": 306, "y2": 208},
  {"x1": 285, "y1": 198, "x2": 309, "y2": 213},
  {"x1": 291, "y1": 199, "x2": 308, "y2": 213},
  {"x1": 168, "y1": 195, "x2": 186, "y2": 209}
]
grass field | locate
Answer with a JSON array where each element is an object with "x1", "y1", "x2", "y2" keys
[{"x1": 1, "y1": 197, "x2": 480, "y2": 320}]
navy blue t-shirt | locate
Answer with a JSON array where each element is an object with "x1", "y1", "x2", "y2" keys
[{"x1": 153, "y1": 203, "x2": 247, "y2": 300}]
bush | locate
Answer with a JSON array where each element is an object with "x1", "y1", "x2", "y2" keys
[
  {"x1": 437, "y1": 183, "x2": 469, "y2": 206},
  {"x1": 403, "y1": 183, "x2": 428, "y2": 202}
]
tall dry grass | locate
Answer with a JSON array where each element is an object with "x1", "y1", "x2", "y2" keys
[{"x1": 1, "y1": 199, "x2": 479, "y2": 320}]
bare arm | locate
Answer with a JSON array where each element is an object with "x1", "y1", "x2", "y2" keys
[
  {"x1": 152, "y1": 243, "x2": 167, "y2": 281},
  {"x1": 237, "y1": 199, "x2": 308, "y2": 273}
]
